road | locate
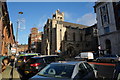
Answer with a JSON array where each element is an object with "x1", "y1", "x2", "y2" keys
[{"x1": 89, "y1": 62, "x2": 115, "y2": 80}]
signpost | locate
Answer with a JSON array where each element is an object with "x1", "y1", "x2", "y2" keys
[{"x1": 11, "y1": 47, "x2": 16, "y2": 53}]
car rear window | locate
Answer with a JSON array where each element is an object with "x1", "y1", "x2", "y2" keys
[
  {"x1": 111, "y1": 55, "x2": 117, "y2": 57},
  {"x1": 19, "y1": 55, "x2": 34, "y2": 59},
  {"x1": 104, "y1": 55, "x2": 111, "y2": 57},
  {"x1": 27, "y1": 58, "x2": 44, "y2": 64}
]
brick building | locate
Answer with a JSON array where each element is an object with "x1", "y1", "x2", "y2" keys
[
  {"x1": 17, "y1": 44, "x2": 28, "y2": 53},
  {"x1": 0, "y1": 2, "x2": 15, "y2": 56},
  {"x1": 28, "y1": 27, "x2": 42, "y2": 53}
]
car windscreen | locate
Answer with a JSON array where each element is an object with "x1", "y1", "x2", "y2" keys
[{"x1": 38, "y1": 64, "x2": 75, "y2": 78}]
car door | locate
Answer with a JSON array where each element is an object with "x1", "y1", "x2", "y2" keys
[
  {"x1": 83, "y1": 62, "x2": 97, "y2": 79},
  {"x1": 75, "y1": 63, "x2": 89, "y2": 80},
  {"x1": 101, "y1": 55, "x2": 109, "y2": 62}
]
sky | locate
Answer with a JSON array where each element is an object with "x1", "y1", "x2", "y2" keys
[{"x1": 7, "y1": 2, "x2": 96, "y2": 44}]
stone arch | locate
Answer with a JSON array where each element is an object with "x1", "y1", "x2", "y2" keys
[{"x1": 66, "y1": 46, "x2": 75, "y2": 57}]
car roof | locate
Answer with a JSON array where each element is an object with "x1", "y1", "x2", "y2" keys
[
  {"x1": 31, "y1": 55, "x2": 58, "y2": 58},
  {"x1": 50, "y1": 61, "x2": 86, "y2": 65}
]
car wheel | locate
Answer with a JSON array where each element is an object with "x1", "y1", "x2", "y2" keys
[{"x1": 97, "y1": 59, "x2": 100, "y2": 62}]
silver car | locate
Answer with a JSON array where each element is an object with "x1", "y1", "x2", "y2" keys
[
  {"x1": 96, "y1": 55, "x2": 120, "y2": 63},
  {"x1": 29, "y1": 61, "x2": 98, "y2": 80}
]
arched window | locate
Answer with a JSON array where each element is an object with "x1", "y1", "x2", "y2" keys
[
  {"x1": 73, "y1": 32, "x2": 75, "y2": 41},
  {"x1": 65, "y1": 31, "x2": 67, "y2": 41},
  {"x1": 67, "y1": 46, "x2": 75, "y2": 57},
  {"x1": 105, "y1": 39, "x2": 111, "y2": 54}
]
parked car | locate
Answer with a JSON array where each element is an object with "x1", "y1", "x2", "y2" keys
[
  {"x1": 96, "y1": 54, "x2": 120, "y2": 63},
  {"x1": 15, "y1": 53, "x2": 40, "y2": 68},
  {"x1": 75, "y1": 52, "x2": 95, "y2": 61},
  {"x1": 29, "y1": 61, "x2": 98, "y2": 80},
  {"x1": 113, "y1": 61, "x2": 120, "y2": 80},
  {"x1": 21, "y1": 55, "x2": 65, "y2": 77}
]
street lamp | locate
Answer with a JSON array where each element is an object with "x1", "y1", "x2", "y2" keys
[{"x1": 16, "y1": 12, "x2": 23, "y2": 54}]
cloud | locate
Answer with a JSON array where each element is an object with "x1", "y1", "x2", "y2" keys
[
  {"x1": 76, "y1": 13, "x2": 97, "y2": 26},
  {"x1": 64, "y1": 12, "x2": 71, "y2": 19},
  {"x1": 64, "y1": 12, "x2": 73, "y2": 21}
]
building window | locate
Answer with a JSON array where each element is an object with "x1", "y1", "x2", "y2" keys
[
  {"x1": 102, "y1": 6, "x2": 106, "y2": 12},
  {"x1": 100, "y1": 4, "x2": 109, "y2": 25},
  {"x1": 118, "y1": 8, "x2": 120, "y2": 17},
  {"x1": 80, "y1": 36, "x2": 82, "y2": 41},
  {"x1": 54, "y1": 28, "x2": 57, "y2": 50},
  {"x1": 60, "y1": 29, "x2": 62, "y2": 41},
  {"x1": 103, "y1": 15, "x2": 107, "y2": 22},
  {"x1": 105, "y1": 39, "x2": 111, "y2": 54},
  {"x1": 104, "y1": 26, "x2": 110, "y2": 33},
  {"x1": 80, "y1": 34, "x2": 83, "y2": 41},
  {"x1": 100, "y1": 8, "x2": 103, "y2": 26},
  {"x1": 86, "y1": 42, "x2": 90, "y2": 48},
  {"x1": 65, "y1": 31, "x2": 67, "y2": 41},
  {"x1": 73, "y1": 32, "x2": 75, "y2": 41},
  {"x1": 85, "y1": 28, "x2": 91, "y2": 35}
]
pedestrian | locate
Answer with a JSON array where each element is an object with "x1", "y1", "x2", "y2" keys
[
  {"x1": 113, "y1": 59, "x2": 120, "y2": 80},
  {"x1": 10, "y1": 55, "x2": 16, "y2": 67},
  {"x1": 0, "y1": 53, "x2": 8, "y2": 61},
  {"x1": 2, "y1": 58, "x2": 21, "y2": 80},
  {"x1": 0, "y1": 55, "x2": 2, "y2": 80}
]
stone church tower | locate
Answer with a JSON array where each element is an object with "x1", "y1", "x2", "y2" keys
[
  {"x1": 42, "y1": 10, "x2": 98, "y2": 57},
  {"x1": 52, "y1": 9, "x2": 64, "y2": 21}
]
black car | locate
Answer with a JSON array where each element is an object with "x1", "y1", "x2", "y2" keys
[
  {"x1": 113, "y1": 61, "x2": 120, "y2": 80},
  {"x1": 15, "y1": 53, "x2": 39, "y2": 69},
  {"x1": 21, "y1": 55, "x2": 65, "y2": 77}
]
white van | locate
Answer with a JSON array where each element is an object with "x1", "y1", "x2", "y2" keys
[{"x1": 75, "y1": 52, "x2": 94, "y2": 61}]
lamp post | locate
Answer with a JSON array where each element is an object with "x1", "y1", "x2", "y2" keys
[{"x1": 16, "y1": 12, "x2": 23, "y2": 54}]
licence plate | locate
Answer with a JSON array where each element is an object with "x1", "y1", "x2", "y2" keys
[
  {"x1": 18, "y1": 61, "x2": 21, "y2": 62},
  {"x1": 25, "y1": 71, "x2": 29, "y2": 73}
]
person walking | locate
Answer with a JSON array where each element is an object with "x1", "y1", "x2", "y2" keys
[
  {"x1": 2, "y1": 58, "x2": 21, "y2": 80},
  {"x1": 10, "y1": 55, "x2": 16, "y2": 67},
  {"x1": 113, "y1": 59, "x2": 120, "y2": 80},
  {"x1": 0, "y1": 53, "x2": 8, "y2": 61}
]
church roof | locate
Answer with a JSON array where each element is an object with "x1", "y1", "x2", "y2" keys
[
  {"x1": 62, "y1": 21, "x2": 89, "y2": 29},
  {"x1": 47, "y1": 19, "x2": 90, "y2": 29}
]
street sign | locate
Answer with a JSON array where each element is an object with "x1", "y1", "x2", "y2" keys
[{"x1": 11, "y1": 47, "x2": 16, "y2": 53}]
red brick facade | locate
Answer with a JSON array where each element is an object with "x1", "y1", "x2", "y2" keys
[{"x1": 0, "y1": 2, "x2": 15, "y2": 56}]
